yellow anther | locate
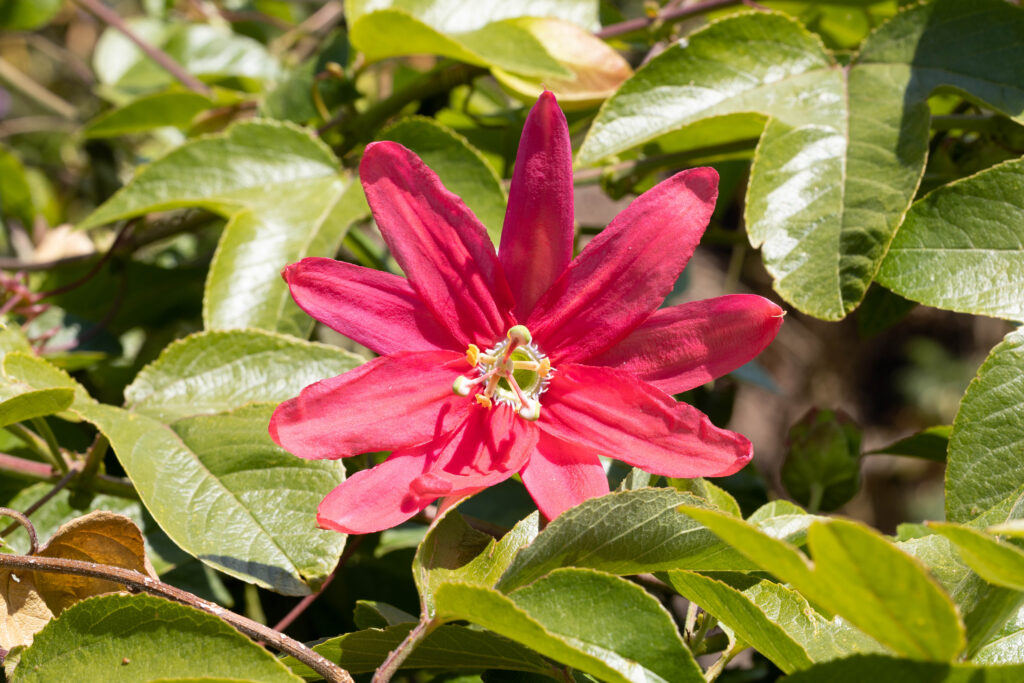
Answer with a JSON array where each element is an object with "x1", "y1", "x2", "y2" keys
[
  {"x1": 475, "y1": 394, "x2": 493, "y2": 409},
  {"x1": 538, "y1": 358, "x2": 551, "y2": 375},
  {"x1": 466, "y1": 344, "x2": 480, "y2": 366}
]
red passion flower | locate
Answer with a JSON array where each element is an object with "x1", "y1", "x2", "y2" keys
[{"x1": 270, "y1": 92, "x2": 783, "y2": 534}]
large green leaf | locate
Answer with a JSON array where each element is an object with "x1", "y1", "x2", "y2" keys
[
  {"x1": 380, "y1": 117, "x2": 507, "y2": 244},
  {"x1": 346, "y1": 0, "x2": 596, "y2": 77},
  {"x1": 929, "y1": 523, "x2": 1024, "y2": 592},
  {"x1": 946, "y1": 329, "x2": 1024, "y2": 521},
  {"x1": 281, "y1": 622, "x2": 555, "y2": 678},
  {"x1": 435, "y1": 570, "x2": 704, "y2": 683},
  {"x1": 497, "y1": 489, "x2": 817, "y2": 592},
  {"x1": 123, "y1": 329, "x2": 364, "y2": 422},
  {"x1": 974, "y1": 607, "x2": 1024, "y2": 665},
  {"x1": 579, "y1": 1, "x2": 1024, "y2": 320},
  {"x1": 682, "y1": 507, "x2": 966, "y2": 661},
  {"x1": 2, "y1": 353, "x2": 346, "y2": 595},
  {"x1": 10, "y1": 594, "x2": 302, "y2": 682},
  {"x1": 877, "y1": 159, "x2": 1024, "y2": 320},
  {"x1": 78, "y1": 120, "x2": 366, "y2": 337},
  {"x1": 665, "y1": 571, "x2": 883, "y2": 673},
  {"x1": 781, "y1": 654, "x2": 1024, "y2": 682}
]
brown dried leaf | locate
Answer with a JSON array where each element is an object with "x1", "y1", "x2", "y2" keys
[
  {"x1": 1, "y1": 569, "x2": 53, "y2": 651},
  {"x1": 33, "y1": 510, "x2": 156, "y2": 614}
]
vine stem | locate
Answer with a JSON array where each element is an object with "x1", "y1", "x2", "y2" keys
[
  {"x1": 595, "y1": 0, "x2": 745, "y2": 39},
  {"x1": 0, "y1": 451, "x2": 138, "y2": 499},
  {"x1": 0, "y1": 552, "x2": 353, "y2": 683},
  {"x1": 704, "y1": 637, "x2": 745, "y2": 682},
  {"x1": 372, "y1": 615, "x2": 440, "y2": 682},
  {"x1": 72, "y1": 0, "x2": 211, "y2": 95},
  {"x1": 0, "y1": 467, "x2": 80, "y2": 539}
]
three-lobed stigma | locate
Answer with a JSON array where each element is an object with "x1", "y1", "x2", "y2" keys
[{"x1": 452, "y1": 326, "x2": 553, "y2": 420}]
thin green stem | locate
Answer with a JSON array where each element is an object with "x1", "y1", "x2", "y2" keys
[
  {"x1": 5, "y1": 424, "x2": 63, "y2": 473},
  {"x1": 807, "y1": 482, "x2": 825, "y2": 515},
  {"x1": 372, "y1": 615, "x2": 440, "y2": 682},
  {"x1": 704, "y1": 638, "x2": 746, "y2": 682},
  {"x1": 30, "y1": 417, "x2": 67, "y2": 474},
  {"x1": 0, "y1": 57, "x2": 77, "y2": 119},
  {"x1": 75, "y1": 433, "x2": 109, "y2": 494}
]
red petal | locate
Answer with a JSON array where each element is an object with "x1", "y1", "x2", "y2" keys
[
  {"x1": 409, "y1": 405, "x2": 539, "y2": 499},
  {"x1": 527, "y1": 167, "x2": 718, "y2": 363},
  {"x1": 283, "y1": 257, "x2": 459, "y2": 355},
  {"x1": 520, "y1": 431, "x2": 609, "y2": 521},
  {"x1": 361, "y1": 142, "x2": 515, "y2": 347},
  {"x1": 500, "y1": 92, "x2": 574, "y2": 319},
  {"x1": 269, "y1": 350, "x2": 470, "y2": 460},
  {"x1": 317, "y1": 450, "x2": 437, "y2": 534},
  {"x1": 540, "y1": 364, "x2": 751, "y2": 478},
  {"x1": 589, "y1": 295, "x2": 784, "y2": 394}
]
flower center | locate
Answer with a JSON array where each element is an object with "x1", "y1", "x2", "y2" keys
[{"x1": 452, "y1": 325, "x2": 553, "y2": 421}]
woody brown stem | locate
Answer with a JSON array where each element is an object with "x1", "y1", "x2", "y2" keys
[{"x1": 0, "y1": 553, "x2": 353, "y2": 683}]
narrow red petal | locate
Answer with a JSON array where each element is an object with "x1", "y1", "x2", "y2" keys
[
  {"x1": 269, "y1": 350, "x2": 470, "y2": 460},
  {"x1": 283, "y1": 257, "x2": 459, "y2": 355},
  {"x1": 541, "y1": 364, "x2": 751, "y2": 478},
  {"x1": 409, "y1": 405, "x2": 539, "y2": 500},
  {"x1": 527, "y1": 167, "x2": 718, "y2": 363},
  {"x1": 520, "y1": 431, "x2": 609, "y2": 521},
  {"x1": 360, "y1": 142, "x2": 516, "y2": 347},
  {"x1": 317, "y1": 451, "x2": 436, "y2": 534},
  {"x1": 500, "y1": 92, "x2": 574, "y2": 319},
  {"x1": 589, "y1": 295, "x2": 784, "y2": 395}
]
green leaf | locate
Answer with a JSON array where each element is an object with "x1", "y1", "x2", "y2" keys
[
  {"x1": 281, "y1": 622, "x2": 555, "y2": 678},
  {"x1": 415, "y1": 509, "x2": 539, "y2": 615},
  {"x1": 496, "y1": 490, "x2": 731, "y2": 592},
  {"x1": 0, "y1": 146, "x2": 35, "y2": 228},
  {"x1": 579, "y1": 1, "x2": 1024, "y2": 320},
  {"x1": 0, "y1": 0, "x2": 62, "y2": 30},
  {"x1": 85, "y1": 403, "x2": 345, "y2": 595},
  {"x1": 123, "y1": 329, "x2": 364, "y2": 422},
  {"x1": 877, "y1": 158, "x2": 1024, "y2": 320},
  {"x1": 867, "y1": 425, "x2": 951, "y2": 462},
  {"x1": 682, "y1": 507, "x2": 966, "y2": 661},
  {"x1": 435, "y1": 570, "x2": 704, "y2": 683},
  {"x1": 380, "y1": 117, "x2": 507, "y2": 244},
  {"x1": 93, "y1": 20, "x2": 280, "y2": 97},
  {"x1": 78, "y1": 120, "x2": 367, "y2": 336},
  {"x1": 0, "y1": 385, "x2": 73, "y2": 429},
  {"x1": 780, "y1": 654, "x2": 1024, "y2": 682},
  {"x1": 345, "y1": 0, "x2": 600, "y2": 32},
  {"x1": 780, "y1": 409, "x2": 862, "y2": 512},
  {"x1": 350, "y1": 11, "x2": 569, "y2": 78},
  {"x1": 946, "y1": 329, "x2": 1024, "y2": 521},
  {"x1": 929, "y1": 523, "x2": 1024, "y2": 592},
  {"x1": 668, "y1": 477, "x2": 742, "y2": 517},
  {"x1": 83, "y1": 92, "x2": 214, "y2": 138},
  {"x1": 974, "y1": 607, "x2": 1024, "y2": 665},
  {"x1": 665, "y1": 571, "x2": 883, "y2": 673},
  {"x1": 1, "y1": 352, "x2": 346, "y2": 595},
  {"x1": 11, "y1": 594, "x2": 302, "y2": 682}
]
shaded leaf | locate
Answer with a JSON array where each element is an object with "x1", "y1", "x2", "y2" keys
[
  {"x1": 281, "y1": 622, "x2": 555, "y2": 678},
  {"x1": 867, "y1": 426, "x2": 951, "y2": 462},
  {"x1": 0, "y1": 567, "x2": 53, "y2": 652}
]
